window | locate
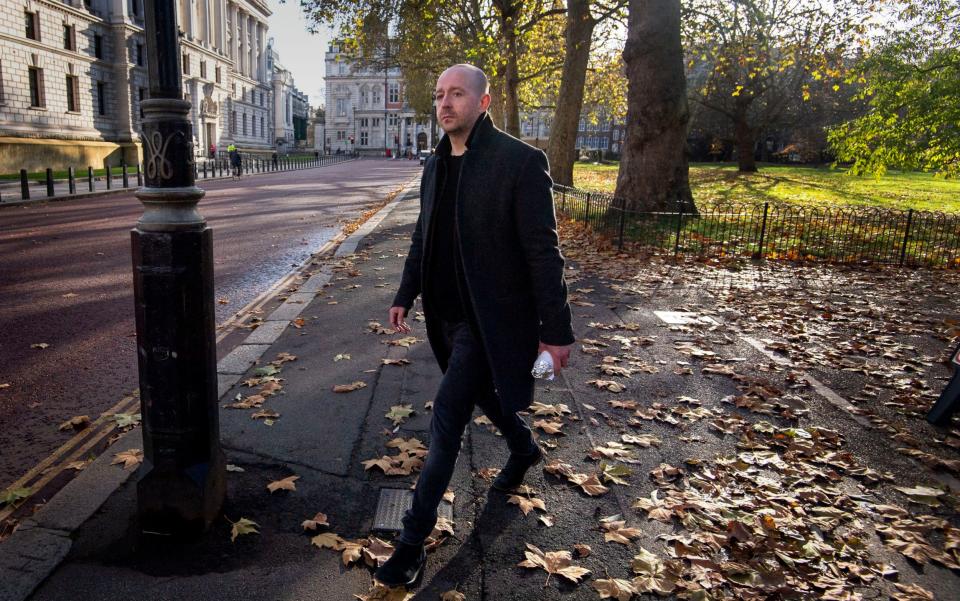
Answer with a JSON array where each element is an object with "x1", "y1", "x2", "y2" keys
[
  {"x1": 251, "y1": 114, "x2": 256, "y2": 136},
  {"x1": 182, "y1": 54, "x2": 189, "y2": 75},
  {"x1": 231, "y1": 109, "x2": 236, "y2": 134},
  {"x1": 260, "y1": 116, "x2": 264, "y2": 138},
  {"x1": 336, "y1": 130, "x2": 344, "y2": 140},
  {"x1": 336, "y1": 98, "x2": 345, "y2": 117},
  {"x1": 360, "y1": 131, "x2": 368, "y2": 146},
  {"x1": 25, "y1": 11, "x2": 40, "y2": 41},
  {"x1": 215, "y1": 66, "x2": 221, "y2": 83},
  {"x1": 96, "y1": 81, "x2": 106, "y2": 115},
  {"x1": 372, "y1": 117, "x2": 380, "y2": 127},
  {"x1": 388, "y1": 83, "x2": 399, "y2": 103},
  {"x1": 136, "y1": 43, "x2": 144, "y2": 66},
  {"x1": 359, "y1": 118, "x2": 368, "y2": 127},
  {"x1": 94, "y1": 34, "x2": 103, "y2": 59},
  {"x1": 28, "y1": 67, "x2": 44, "y2": 108},
  {"x1": 130, "y1": 0, "x2": 139, "y2": 17},
  {"x1": 66, "y1": 74, "x2": 79, "y2": 112},
  {"x1": 242, "y1": 113, "x2": 247, "y2": 135},
  {"x1": 200, "y1": 60, "x2": 206, "y2": 79},
  {"x1": 138, "y1": 87, "x2": 145, "y2": 118},
  {"x1": 64, "y1": 24, "x2": 76, "y2": 51},
  {"x1": 360, "y1": 87, "x2": 368, "y2": 105},
  {"x1": 388, "y1": 114, "x2": 399, "y2": 127}
]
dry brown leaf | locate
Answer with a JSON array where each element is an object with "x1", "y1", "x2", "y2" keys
[
  {"x1": 58, "y1": 415, "x2": 90, "y2": 432},
  {"x1": 267, "y1": 475, "x2": 299, "y2": 493},
  {"x1": 333, "y1": 381, "x2": 367, "y2": 393},
  {"x1": 302, "y1": 512, "x2": 329, "y2": 531},
  {"x1": 517, "y1": 543, "x2": 591, "y2": 585},
  {"x1": 440, "y1": 590, "x2": 466, "y2": 601},
  {"x1": 533, "y1": 419, "x2": 564, "y2": 434},
  {"x1": 593, "y1": 578, "x2": 638, "y2": 601},
  {"x1": 508, "y1": 494, "x2": 547, "y2": 516},
  {"x1": 110, "y1": 449, "x2": 143, "y2": 470}
]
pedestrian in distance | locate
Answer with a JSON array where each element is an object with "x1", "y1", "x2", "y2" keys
[
  {"x1": 272, "y1": 151, "x2": 278, "y2": 169},
  {"x1": 377, "y1": 64, "x2": 574, "y2": 589},
  {"x1": 228, "y1": 144, "x2": 241, "y2": 179}
]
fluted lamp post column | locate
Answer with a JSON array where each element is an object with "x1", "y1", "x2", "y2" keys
[{"x1": 133, "y1": 0, "x2": 225, "y2": 536}]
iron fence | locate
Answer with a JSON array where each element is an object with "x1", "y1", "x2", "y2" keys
[{"x1": 552, "y1": 184, "x2": 960, "y2": 268}]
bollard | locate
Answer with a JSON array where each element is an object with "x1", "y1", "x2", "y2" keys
[
  {"x1": 20, "y1": 169, "x2": 30, "y2": 200},
  {"x1": 122, "y1": 161, "x2": 129, "y2": 188},
  {"x1": 203, "y1": 161, "x2": 208, "y2": 179},
  {"x1": 106, "y1": 164, "x2": 112, "y2": 189},
  {"x1": 218, "y1": 159, "x2": 223, "y2": 178},
  {"x1": 88, "y1": 166, "x2": 94, "y2": 192},
  {"x1": 68, "y1": 167, "x2": 76, "y2": 195},
  {"x1": 136, "y1": 162, "x2": 143, "y2": 186},
  {"x1": 583, "y1": 193, "x2": 591, "y2": 225},
  {"x1": 46, "y1": 168, "x2": 55, "y2": 197}
]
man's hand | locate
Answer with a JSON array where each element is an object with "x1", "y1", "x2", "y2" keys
[
  {"x1": 538, "y1": 342, "x2": 572, "y2": 377},
  {"x1": 389, "y1": 306, "x2": 411, "y2": 334}
]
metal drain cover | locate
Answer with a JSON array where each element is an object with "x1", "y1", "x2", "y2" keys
[{"x1": 372, "y1": 488, "x2": 453, "y2": 532}]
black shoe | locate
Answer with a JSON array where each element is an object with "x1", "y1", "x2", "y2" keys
[
  {"x1": 492, "y1": 446, "x2": 543, "y2": 491},
  {"x1": 374, "y1": 541, "x2": 426, "y2": 588}
]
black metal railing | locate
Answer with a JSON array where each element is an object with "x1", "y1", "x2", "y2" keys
[
  {"x1": 0, "y1": 153, "x2": 360, "y2": 203},
  {"x1": 553, "y1": 184, "x2": 960, "y2": 268}
]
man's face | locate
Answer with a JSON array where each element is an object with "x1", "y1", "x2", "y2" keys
[{"x1": 435, "y1": 68, "x2": 490, "y2": 136}]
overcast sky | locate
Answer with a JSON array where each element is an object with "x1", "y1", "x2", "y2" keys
[{"x1": 267, "y1": 0, "x2": 333, "y2": 109}]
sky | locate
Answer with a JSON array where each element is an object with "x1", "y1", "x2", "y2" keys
[{"x1": 267, "y1": 1, "x2": 333, "y2": 109}]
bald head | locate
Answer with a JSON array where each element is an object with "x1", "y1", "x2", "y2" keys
[{"x1": 439, "y1": 64, "x2": 489, "y2": 97}]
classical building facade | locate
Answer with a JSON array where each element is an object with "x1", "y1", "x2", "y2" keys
[
  {"x1": 267, "y1": 38, "x2": 309, "y2": 153},
  {"x1": 324, "y1": 42, "x2": 432, "y2": 156},
  {"x1": 0, "y1": 0, "x2": 274, "y2": 173}
]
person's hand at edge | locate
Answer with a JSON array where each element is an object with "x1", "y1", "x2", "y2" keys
[
  {"x1": 538, "y1": 342, "x2": 571, "y2": 377},
  {"x1": 389, "y1": 306, "x2": 411, "y2": 334}
]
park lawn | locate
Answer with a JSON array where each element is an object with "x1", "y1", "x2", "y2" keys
[{"x1": 573, "y1": 162, "x2": 960, "y2": 213}]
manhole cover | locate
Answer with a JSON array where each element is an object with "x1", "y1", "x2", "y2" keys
[
  {"x1": 653, "y1": 311, "x2": 718, "y2": 325},
  {"x1": 373, "y1": 488, "x2": 453, "y2": 532}
]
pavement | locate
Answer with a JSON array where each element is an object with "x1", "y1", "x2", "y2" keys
[{"x1": 1, "y1": 181, "x2": 959, "y2": 600}]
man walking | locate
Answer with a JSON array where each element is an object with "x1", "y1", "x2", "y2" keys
[{"x1": 375, "y1": 64, "x2": 574, "y2": 588}]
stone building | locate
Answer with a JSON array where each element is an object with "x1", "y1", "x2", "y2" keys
[
  {"x1": 323, "y1": 42, "x2": 431, "y2": 157},
  {"x1": 0, "y1": 0, "x2": 274, "y2": 173},
  {"x1": 267, "y1": 39, "x2": 310, "y2": 153}
]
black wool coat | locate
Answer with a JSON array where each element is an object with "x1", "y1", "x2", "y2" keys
[{"x1": 392, "y1": 113, "x2": 575, "y2": 413}]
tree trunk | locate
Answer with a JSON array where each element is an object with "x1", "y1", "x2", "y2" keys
[
  {"x1": 546, "y1": 0, "x2": 594, "y2": 187},
  {"x1": 734, "y1": 107, "x2": 757, "y2": 172},
  {"x1": 615, "y1": 0, "x2": 693, "y2": 212},
  {"x1": 494, "y1": 0, "x2": 522, "y2": 137}
]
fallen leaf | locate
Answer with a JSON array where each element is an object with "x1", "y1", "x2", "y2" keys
[
  {"x1": 386, "y1": 336, "x2": 422, "y2": 347},
  {"x1": 593, "y1": 578, "x2": 638, "y2": 601},
  {"x1": 31, "y1": 343, "x2": 50, "y2": 349},
  {"x1": 517, "y1": 543, "x2": 591, "y2": 585},
  {"x1": 573, "y1": 543, "x2": 592, "y2": 558},
  {"x1": 508, "y1": 494, "x2": 547, "y2": 516},
  {"x1": 0, "y1": 487, "x2": 31, "y2": 507},
  {"x1": 226, "y1": 464, "x2": 245, "y2": 472},
  {"x1": 382, "y1": 358, "x2": 412, "y2": 366},
  {"x1": 334, "y1": 353, "x2": 351, "y2": 361},
  {"x1": 110, "y1": 449, "x2": 143, "y2": 470},
  {"x1": 267, "y1": 475, "x2": 300, "y2": 493},
  {"x1": 538, "y1": 515, "x2": 555, "y2": 527},
  {"x1": 440, "y1": 590, "x2": 465, "y2": 601},
  {"x1": 533, "y1": 419, "x2": 564, "y2": 435},
  {"x1": 291, "y1": 317, "x2": 306, "y2": 328},
  {"x1": 334, "y1": 381, "x2": 367, "y2": 393},
  {"x1": 385, "y1": 404, "x2": 414, "y2": 425},
  {"x1": 302, "y1": 512, "x2": 329, "y2": 531},
  {"x1": 58, "y1": 415, "x2": 90, "y2": 432},
  {"x1": 229, "y1": 517, "x2": 259, "y2": 542}
]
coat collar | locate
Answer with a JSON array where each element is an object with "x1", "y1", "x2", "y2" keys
[{"x1": 434, "y1": 112, "x2": 495, "y2": 157}]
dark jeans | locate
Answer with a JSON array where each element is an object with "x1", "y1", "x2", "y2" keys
[{"x1": 398, "y1": 320, "x2": 538, "y2": 545}]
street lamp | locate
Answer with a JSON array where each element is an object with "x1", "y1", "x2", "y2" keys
[{"x1": 134, "y1": 0, "x2": 225, "y2": 536}]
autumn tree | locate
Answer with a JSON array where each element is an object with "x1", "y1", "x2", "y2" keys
[
  {"x1": 828, "y1": 0, "x2": 960, "y2": 177},
  {"x1": 683, "y1": 0, "x2": 871, "y2": 172},
  {"x1": 545, "y1": 0, "x2": 627, "y2": 187},
  {"x1": 615, "y1": 0, "x2": 692, "y2": 212}
]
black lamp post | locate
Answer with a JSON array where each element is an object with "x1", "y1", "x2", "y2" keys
[{"x1": 133, "y1": 0, "x2": 225, "y2": 536}]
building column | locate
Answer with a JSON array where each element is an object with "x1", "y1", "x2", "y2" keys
[
  {"x1": 184, "y1": 0, "x2": 194, "y2": 39},
  {"x1": 228, "y1": 3, "x2": 237, "y2": 63},
  {"x1": 400, "y1": 117, "x2": 407, "y2": 153},
  {"x1": 247, "y1": 19, "x2": 255, "y2": 79},
  {"x1": 238, "y1": 10, "x2": 246, "y2": 76},
  {"x1": 256, "y1": 23, "x2": 265, "y2": 83}
]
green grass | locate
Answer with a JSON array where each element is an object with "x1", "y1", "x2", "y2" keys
[{"x1": 573, "y1": 162, "x2": 960, "y2": 213}]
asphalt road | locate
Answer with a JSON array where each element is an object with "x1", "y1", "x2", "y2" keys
[{"x1": 0, "y1": 159, "x2": 421, "y2": 491}]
